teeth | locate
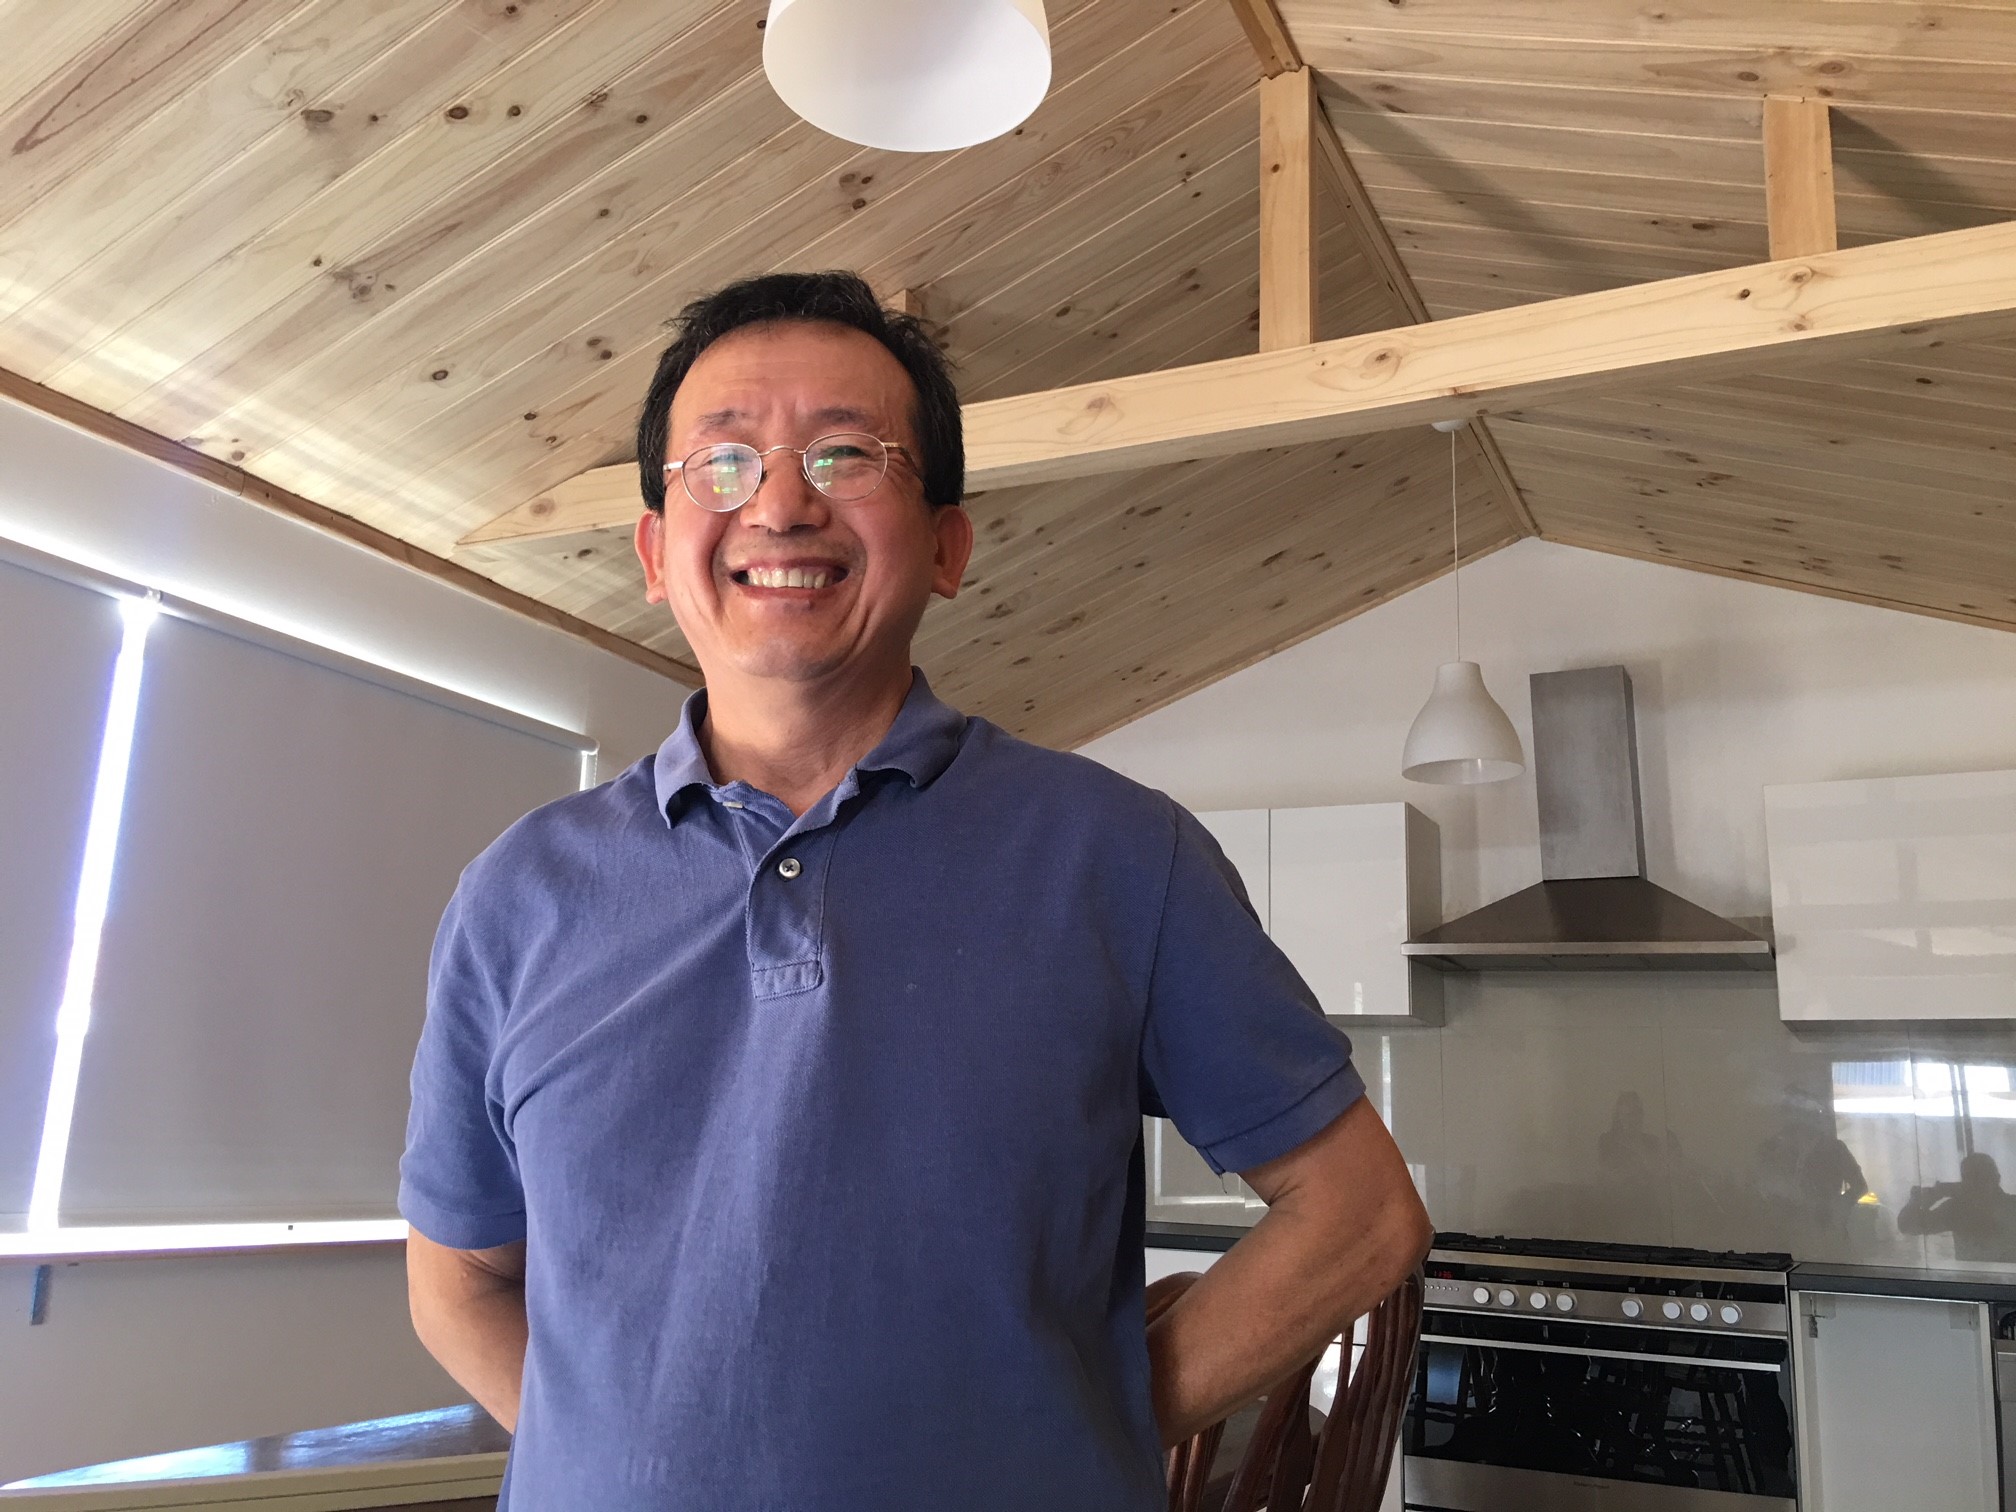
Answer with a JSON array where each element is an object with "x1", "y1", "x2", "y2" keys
[{"x1": 742, "y1": 567, "x2": 833, "y2": 589}]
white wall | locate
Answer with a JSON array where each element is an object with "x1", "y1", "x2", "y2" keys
[
  {"x1": 0, "y1": 398, "x2": 690, "y2": 1482},
  {"x1": 1090, "y1": 540, "x2": 2016, "y2": 1272},
  {"x1": 1084, "y1": 537, "x2": 2016, "y2": 927}
]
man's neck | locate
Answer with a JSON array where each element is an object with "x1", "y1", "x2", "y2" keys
[{"x1": 698, "y1": 664, "x2": 914, "y2": 817}]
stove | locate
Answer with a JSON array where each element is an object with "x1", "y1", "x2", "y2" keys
[{"x1": 1405, "y1": 1233, "x2": 1798, "y2": 1512}]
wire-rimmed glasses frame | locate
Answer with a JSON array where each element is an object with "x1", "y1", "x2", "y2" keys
[{"x1": 663, "y1": 432, "x2": 917, "y2": 513}]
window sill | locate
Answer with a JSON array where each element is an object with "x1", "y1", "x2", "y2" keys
[{"x1": 0, "y1": 1220, "x2": 408, "y2": 1266}]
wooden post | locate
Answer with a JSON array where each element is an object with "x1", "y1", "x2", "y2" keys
[
  {"x1": 1763, "y1": 96, "x2": 1838, "y2": 260},
  {"x1": 1258, "y1": 69, "x2": 1319, "y2": 353}
]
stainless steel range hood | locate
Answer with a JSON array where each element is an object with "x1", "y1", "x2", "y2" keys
[{"x1": 1404, "y1": 665, "x2": 1773, "y2": 972}]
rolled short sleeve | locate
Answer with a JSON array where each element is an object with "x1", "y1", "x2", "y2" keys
[
  {"x1": 1140, "y1": 805, "x2": 1365, "y2": 1176},
  {"x1": 399, "y1": 878, "x2": 527, "y2": 1250}
]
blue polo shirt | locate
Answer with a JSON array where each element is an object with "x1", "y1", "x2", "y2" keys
[{"x1": 400, "y1": 672, "x2": 1363, "y2": 1510}]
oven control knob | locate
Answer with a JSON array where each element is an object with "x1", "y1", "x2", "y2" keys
[
  {"x1": 1555, "y1": 1294, "x2": 1575, "y2": 1313},
  {"x1": 1720, "y1": 1305, "x2": 1743, "y2": 1325},
  {"x1": 1530, "y1": 1291, "x2": 1549, "y2": 1310},
  {"x1": 1621, "y1": 1299, "x2": 1644, "y2": 1319},
  {"x1": 1661, "y1": 1301, "x2": 1684, "y2": 1320},
  {"x1": 1472, "y1": 1287, "x2": 1491, "y2": 1305},
  {"x1": 1497, "y1": 1289, "x2": 1517, "y2": 1308},
  {"x1": 1689, "y1": 1303, "x2": 1711, "y2": 1323}
]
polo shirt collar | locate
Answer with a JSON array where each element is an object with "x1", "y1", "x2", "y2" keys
[{"x1": 653, "y1": 669, "x2": 966, "y2": 825}]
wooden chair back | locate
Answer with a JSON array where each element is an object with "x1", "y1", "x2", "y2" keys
[{"x1": 1155, "y1": 1268, "x2": 1424, "y2": 1512}]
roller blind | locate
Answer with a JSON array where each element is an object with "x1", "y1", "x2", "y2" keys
[
  {"x1": 56, "y1": 608, "x2": 585, "y2": 1225},
  {"x1": 0, "y1": 559, "x2": 125, "y2": 1229}
]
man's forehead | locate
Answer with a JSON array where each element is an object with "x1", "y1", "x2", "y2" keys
[{"x1": 674, "y1": 322, "x2": 911, "y2": 426}]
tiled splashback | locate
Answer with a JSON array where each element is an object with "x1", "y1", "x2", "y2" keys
[{"x1": 1150, "y1": 972, "x2": 2016, "y2": 1273}]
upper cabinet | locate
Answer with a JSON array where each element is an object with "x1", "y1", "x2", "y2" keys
[
  {"x1": 1766, "y1": 768, "x2": 2016, "y2": 1022},
  {"x1": 1197, "y1": 802, "x2": 1442, "y2": 1027}
]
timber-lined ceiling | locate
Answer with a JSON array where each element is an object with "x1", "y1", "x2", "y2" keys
[{"x1": 1, "y1": 0, "x2": 2011, "y2": 747}]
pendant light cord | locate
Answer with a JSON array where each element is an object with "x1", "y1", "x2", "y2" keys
[{"x1": 1449, "y1": 426, "x2": 1462, "y2": 664}]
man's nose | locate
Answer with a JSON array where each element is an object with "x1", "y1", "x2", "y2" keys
[{"x1": 737, "y1": 451, "x2": 831, "y2": 532}]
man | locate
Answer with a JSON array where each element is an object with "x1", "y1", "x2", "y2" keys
[{"x1": 401, "y1": 271, "x2": 1431, "y2": 1510}]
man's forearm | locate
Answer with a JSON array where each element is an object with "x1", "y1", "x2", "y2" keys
[
  {"x1": 407, "y1": 1238, "x2": 529, "y2": 1432},
  {"x1": 1147, "y1": 1101, "x2": 1432, "y2": 1444}
]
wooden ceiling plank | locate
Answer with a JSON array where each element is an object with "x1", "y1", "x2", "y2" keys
[
  {"x1": 946, "y1": 427, "x2": 1434, "y2": 616},
  {"x1": 0, "y1": 0, "x2": 454, "y2": 327},
  {"x1": 0, "y1": 0, "x2": 620, "y2": 382},
  {"x1": 1495, "y1": 402, "x2": 2016, "y2": 512},
  {"x1": 48, "y1": 0, "x2": 756, "y2": 424},
  {"x1": 926, "y1": 435, "x2": 1489, "y2": 677},
  {"x1": 1288, "y1": 24, "x2": 2016, "y2": 117},
  {"x1": 1532, "y1": 503, "x2": 2016, "y2": 627},
  {"x1": 1696, "y1": 367, "x2": 2016, "y2": 444},
  {"x1": 935, "y1": 131, "x2": 1259, "y2": 383},
  {"x1": 1318, "y1": 68, "x2": 1764, "y2": 147},
  {"x1": 123, "y1": 6, "x2": 776, "y2": 449},
  {"x1": 1545, "y1": 530, "x2": 2016, "y2": 636},
  {"x1": 1350, "y1": 160, "x2": 2014, "y2": 244},
  {"x1": 1258, "y1": 69, "x2": 1320, "y2": 352},
  {"x1": 1764, "y1": 96, "x2": 1840, "y2": 260},
  {"x1": 1043, "y1": 534, "x2": 1526, "y2": 750},
  {"x1": 1378, "y1": 198, "x2": 1774, "y2": 264},
  {"x1": 179, "y1": 71, "x2": 796, "y2": 471},
  {"x1": 1277, "y1": 2, "x2": 2016, "y2": 66},
  {"x1": 863, "y1": 54, "x2": 1259, "y2": 313},
  {"x1": 0, "y1": 359, "x2": 700, "y2": 683},
  {"x1": 0, "y1": 0, "x2": 400, "y2": 247},
  {"x1": 0, "y1": 0, "x2": 160, "y2": 124},
  {"x1": 971, "y1": 196, "x2": 1272, "y2": 401},
  {"x1": 294, "y1": 0, "x2": 1250, "y2": 530},
  {"x1": 937, "y1": 472, "x2": 1515, "y2": 741},
  {"x1": 961, "y1": 219, "x2": 2016, "y2": 493},
  {"x1": 1387, "y1": 221, "x2": 1760, "y2": 281},
  {"x1": 942, "y1": 135, "x2": 1263, "y2": 393},
  {"x1": 1503, "y1": 450, "x2": 2016, "y2": 559}
]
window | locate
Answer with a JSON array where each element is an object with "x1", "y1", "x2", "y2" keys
[{"x1": 0, "y1": 541, "x2": 590, "y2": 1251}]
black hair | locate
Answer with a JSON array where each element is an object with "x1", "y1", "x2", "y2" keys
[{"x1": 635, "y1": 270, "x2": 962, "y2": 512}]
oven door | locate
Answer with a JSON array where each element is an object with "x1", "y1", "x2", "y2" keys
[{"x1": 1404, "y1": 1309, "x2": 1797, "y2": 1512}]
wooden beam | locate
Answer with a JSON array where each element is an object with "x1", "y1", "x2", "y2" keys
[
  {"x1": 1258, "y1": 70, "x2": 1319, "y2": 352},
  {"x1": 965, "y1": 217, "x2": 2016, "y2": 489},
  {"x1": 1224, "y1": 0, "x2": 1301, "y2": 76},
  {"x1": 462, "y1": 218, "x2": 2016, "y2": 541},
  {"x1": 1763, "y1": 96, "x2": 1837, "y2": 261},
  {"x1": 0, "y1": 365, "x2": 700, "y2": 685}
]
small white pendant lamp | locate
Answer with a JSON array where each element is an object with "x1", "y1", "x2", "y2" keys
[
  {"x1": 763, "y1": 0, "x2": 1051, "y2": 153},
  {"x1": 1401, "y1": 421, "x2": 1525, "y2": 785}
]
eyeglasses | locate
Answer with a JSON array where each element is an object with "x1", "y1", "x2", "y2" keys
[{"x1": 663, "y1": 432, "x2": 916, "y2": 513}]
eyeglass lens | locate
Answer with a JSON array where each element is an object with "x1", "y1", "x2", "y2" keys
[{"x1": 680, "y1": 433, "x2": 889, "y2": 511}]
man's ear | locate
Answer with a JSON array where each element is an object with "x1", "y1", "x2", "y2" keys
[
  {"x1": 930, "y1": 505, "x2": 975, "y2": 600},
  {"x1": 635, "y1": 511, "x2": 667, "y2": 604}
]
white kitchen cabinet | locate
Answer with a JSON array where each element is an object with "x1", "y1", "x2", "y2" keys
[
  {"x1": 1196, "y1": 806, "x2": 1270, "y2": 931},
  {"x1": 1766, "y1": 768, "x2": 2016, "y2": 1021},
  {"x1": 1198, "y1": 802, "x2": 1442, "y2": 1027},
  {"x1": 1794, "y1": 1290, "x2": 1999, "y2": 1512}
]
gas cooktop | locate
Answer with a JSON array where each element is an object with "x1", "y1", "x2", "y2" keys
[{"x1": 1432, "y1": 1231, "x2": 1793, "y2": 1273}]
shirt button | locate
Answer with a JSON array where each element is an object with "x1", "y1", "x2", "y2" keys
[{"x1": 777, "y1": 857, "x2": 802, "y2": 879}]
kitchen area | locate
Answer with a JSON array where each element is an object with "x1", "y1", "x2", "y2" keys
[{"x1": 1100, "y1": 540, "x2": 2016, "y2": 1512}]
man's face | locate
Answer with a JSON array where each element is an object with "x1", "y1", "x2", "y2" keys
[{"x1": 636, "y1": 321, "x2": 971, "y2": 689}]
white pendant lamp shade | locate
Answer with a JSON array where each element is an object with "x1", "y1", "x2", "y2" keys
[
  {"x1": 764, "y1": 0, "x2": 1051, "y2": 152},
  {"x1": 1402, "y1": 661, "x2": 1525, "y2": 785}
]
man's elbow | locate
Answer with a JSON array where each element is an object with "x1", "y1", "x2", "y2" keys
[{"x1": 1368, "y1": 1177, "x2": 1435, "y2": 1292}]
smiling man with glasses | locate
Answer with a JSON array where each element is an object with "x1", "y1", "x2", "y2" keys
[{"x1": 400, "y1": 271, "x2": 1431, "y2": 1511}]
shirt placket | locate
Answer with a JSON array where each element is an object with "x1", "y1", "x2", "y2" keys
[{"x1": 717, "y1": 787, "x2": 837, "y2": 1000}]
